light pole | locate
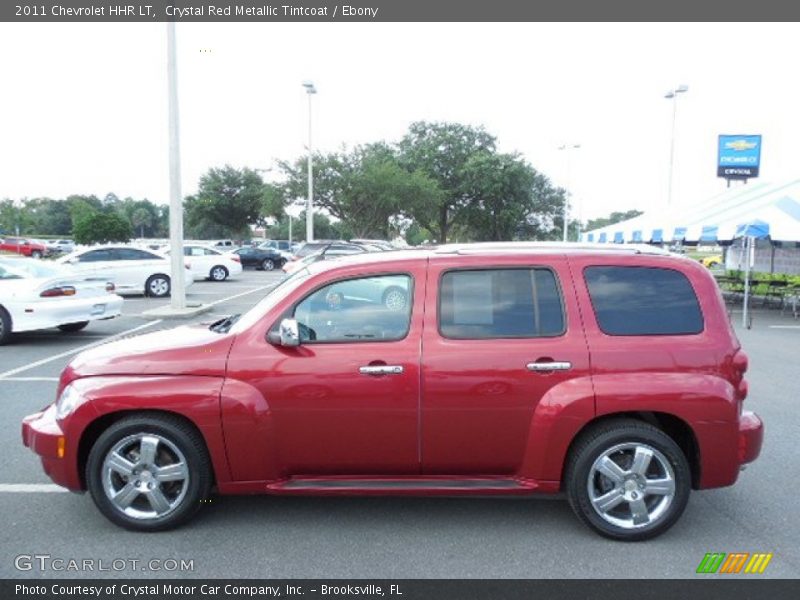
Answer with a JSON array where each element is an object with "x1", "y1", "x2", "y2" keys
[
  {"x1": 665, "y1": 84, "x2": 689, "y2": 207},
  {"x1": 166, "y1": 21, "x2": 186, "y2": 310},
  {"x1": 558, "y1": 144, "x2": 580, "y2": 242},
  {"x1": 302, "y1": 81, "x2": 317, "y2": 242}
]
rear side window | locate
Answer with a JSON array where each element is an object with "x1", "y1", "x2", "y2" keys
[
  {"x1": 584, "y1": 266, "x2": 703, "y2": 335},
  {"x1": 439, "y1": 268, "x2": 565, "y2": 339}
]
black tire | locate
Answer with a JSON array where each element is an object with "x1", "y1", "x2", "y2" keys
[
  {"x1": 0, "y1": 306, "x2": 12, "y2": 345},
  {"x1": 146, "y1": 274, "x2": 171, "y2": 298},
  {"x1": 261, "y1": 258, "x2": 275, "y2": 271},
  {"x1": 58, "y1": 321, "x2": 89, "y2": 333},
  {"x1": 381, "y1": 286, "x2": 409, "y2": 311},
  {"x1": 85, "y1": 414, "x2": 212, "y2": 532},
  {"x1": 565, "y1": 418, "x2": 691, "y2": 541},
  {"x1": 31, "y1": 250, "x2": 42, "y2": 259},
  {"x1": 209, "y1": 265, "x2": 229, "y2": 282}
]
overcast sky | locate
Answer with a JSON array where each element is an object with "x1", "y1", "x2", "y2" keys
[{"x1": 1, "y1": 22, "x2": 798, "y2": 221}]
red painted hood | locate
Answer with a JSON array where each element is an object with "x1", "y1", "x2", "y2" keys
[{"x1": 61, "y1": 325, "x2": 235, "y2": 388}]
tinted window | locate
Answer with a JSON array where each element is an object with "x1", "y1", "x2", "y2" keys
[
  {"x1": 293, "y1": 275, "x2": 412, "y2": 343},
  {"x1": 116, "y1": 248, "x2": 159, "y2": 260},
  {"x1": 439, "y1": 269, "x2": 564, "y2": 339},
  {"x1": 78, "y1": 249, "x2": 114, "y2": 262},
  {"x1": 584, "y1": 266, "x2": 703, "y2": 335}
]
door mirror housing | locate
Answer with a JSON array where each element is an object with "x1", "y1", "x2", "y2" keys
[{"x1": 268, "y1": 318, "x2": 301, "y2": 347}]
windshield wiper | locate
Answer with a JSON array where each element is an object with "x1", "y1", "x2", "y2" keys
[{"x1": 210, "y1": 313, "x2": 241, "y2": 333}]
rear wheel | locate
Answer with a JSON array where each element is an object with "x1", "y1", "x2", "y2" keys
[
  {"x1": 382, "y1": 286, "x2": 409, "y2": 311},
  {"x1": 261, "y1": 258, "x2": 275, "y2": 271},
  {"x1": 31, "y1": 250, "x2": 43, "y2": 259},
  {"x1": 86, "y1": 414, "x2": 212, "y2": 531},
  {"x1": 209, "y1": 265, "x2": 228, "y2": 282},
  {"x1": 58, "y1": 321, "x2": 89, "y2": 333},
  {"x1": 565, "y1": 419, "x2": 690, "y2": 541},
  {"x1": 0, "y1": 306, "x2": 12, "y2": 345},
  {"x1": 146, "y1": 274, "x2": 171, "y2": 298}
]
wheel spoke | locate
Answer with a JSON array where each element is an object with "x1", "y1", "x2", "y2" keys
[
  {"x1": 631, "y1": 446, "x2": 654, "y2": 476},
  {"x1": 596, "y1": 456, "x2": 626, "y2": 484},
  {"x1": 146, "y1": 488, "x2": 172, "y2": 514},
  {"x1": 644, "y1": 476, "x2": 675, "y2": 496},
  {"x1": 591, "y1": 489, "x2": 625, "y2": 513},
  {"x1": 138, "y1": 436, "x2": 159, "y2": 465},
  {"x1": 154, "y1": 462, "x2": 188, "y2": 482},
  {"x1": 106, "y1": 451, "x2": 135, "y2": 476},
  {"x1": 112, "y1": 483, "x2": 140, "y2": 509},
  {"x1": 630, "y1": 497, "x2": 650, "y2": 525}
]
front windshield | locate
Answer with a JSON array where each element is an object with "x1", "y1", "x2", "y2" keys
[
  {"x1": 228, "y1": 267, "x2": 313, "y2": 334},
  {"x1": 0, "y1": 259, "x2": 66, "y2": 279}
]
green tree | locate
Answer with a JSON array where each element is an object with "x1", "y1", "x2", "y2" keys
[
  {"x1": 185, "y1": 166, "x2": 264, "y2": 238},
  {"x1": 73, "y1": 212, "x2": 132, "y2": 245},
  {"x1": 585, "y1": 209, "x2": 644, "y2": 233},
  {"x1": 131, "y1": 207, "x2": 153, "y2": 238},
  {"x1": 397, "y1": 121, "x2": 496, "y2": 242},
  {"x1": 0, "y1": 199, "x2": 33, "y2": 235}
]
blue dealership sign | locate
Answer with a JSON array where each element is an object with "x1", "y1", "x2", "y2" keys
[{"x1": 718, "y1": 134, "x2": 761, "y2": 178}]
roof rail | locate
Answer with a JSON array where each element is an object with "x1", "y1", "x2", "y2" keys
[{"x1": 433, "y1": 242, "x2": 672, "y2": 256}]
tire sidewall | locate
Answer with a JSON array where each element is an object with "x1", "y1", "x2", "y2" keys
[
  {"x1": 0, "y1": 306, "x2": 11, "y2": 345},
  {"x1": 86, "y1": 417, "x2": 210, "y2": 532},
  {"x1": 147, "y1": 275, "x2": 171, "y2": 298},
  {"x1": 567, "y1": 425, "x2": 691, "y2": 541}
]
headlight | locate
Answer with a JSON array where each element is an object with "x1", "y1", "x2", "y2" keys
[{"x1": 55, "y1": 384, "x2": 81, "y2": 420}]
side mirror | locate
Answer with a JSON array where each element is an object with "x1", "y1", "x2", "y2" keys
[{"x1": 268, "y1": 318, "x2": 300, "y2": 347}]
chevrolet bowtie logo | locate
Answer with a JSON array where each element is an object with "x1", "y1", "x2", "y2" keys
[{"x1": 725, "y1": 140, "x2": 758, "y2": 151}]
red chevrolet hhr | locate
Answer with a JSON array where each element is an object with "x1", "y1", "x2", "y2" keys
[{"x1": 22, "y1": 243, "x2": 763, "y2": 540}]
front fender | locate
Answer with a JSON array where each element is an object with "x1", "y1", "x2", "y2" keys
[{"x1": 71, "y1": 375, "x2": 231, "y2": 486}]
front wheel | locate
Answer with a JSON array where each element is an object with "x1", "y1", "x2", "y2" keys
[
  {"x1": 565, "y1": 419, "x2": 690, "y2": 541},
  {"x1": 146, "y1": 274, "x2": 171, "y2": 298},
  {"x1": 86, "y1": 414, "x2": 212, "y2": 531},
  {"x1": 0, "y1": 306, "x2": 12, "y2": 345},
  {"x1": 31, "y1": 250, "x2": 43, "y2": 259},
  {"x1": 261, "y1": 258, "x2": 275, "y2": 271}
]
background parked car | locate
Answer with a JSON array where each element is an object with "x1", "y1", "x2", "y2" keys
[
  {"x1": 283, "y1": 242, "x2": 377, "y2": 274},
  {"x1": 0, "y1": 258, "x2": 123, "y2": 345},
  {"x1": 162, "y1": 244, "x2": 243, "y2": 282},
  {"x1": 47, "y1": 239, "x2": 75, "y2": 254},
  {"x1": 56, "y1": 245, "x2": 194, "y2": 298},
  {"x1": 231, "y1": 246, "x2": 286, "y2": 271},
  {"x1": 0, "y1": 237, "x2": 48, "y2": 258}
]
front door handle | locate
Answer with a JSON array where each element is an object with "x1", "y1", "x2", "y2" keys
[
  {"x1": 359, "y1": 365, "x2": 404, "y2": 376},
  {"x1": 526, "y1": 361, "x2": 572, "y2": 372}
]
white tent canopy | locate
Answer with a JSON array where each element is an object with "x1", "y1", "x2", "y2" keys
[{"x1": 583, "y1": 179, "x2": 800, "y2": 244}]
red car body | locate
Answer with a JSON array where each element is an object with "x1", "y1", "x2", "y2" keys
[
  {"x1": 1, "y1": 237, "x2": 48, "y2": 257},
  {"x1": 22, "y1": 245, "x2": 763, "y2": 537}
]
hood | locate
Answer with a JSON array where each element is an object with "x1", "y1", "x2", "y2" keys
[{"x1": 62, "y1": 324, "x2": 236, "y2": 385}]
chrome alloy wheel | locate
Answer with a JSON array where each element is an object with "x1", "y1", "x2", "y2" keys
[
  {"x1": 383, "y1": 289, "x2": 407, "y2": 311},
  {"x1": 210, "y1": 266, "x2": 227, "y2": 281},
  {"x1": 102, "y1": 433, "x2": 189, "y2": 520},
  {"x1": 587, "y1": 442, "x2": 676, "y2": 529},
  {"x1": 148, "y1": 277, "x2": 169, "y2": 297}
]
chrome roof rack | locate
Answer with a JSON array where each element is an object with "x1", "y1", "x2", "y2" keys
[{"x1": 433, "y1": 242, "x2": 672, "y2": 256}]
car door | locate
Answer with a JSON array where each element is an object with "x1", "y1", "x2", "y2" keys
[
  {"x1": 112, "y1": 248, "x2": 166, "y2": 292},
  {"x1": 420, "y1": 256, "x2": 592, "y2": 475},
  {"x1": 225, "y1": 267, "x2": 423, "y2": 476}
]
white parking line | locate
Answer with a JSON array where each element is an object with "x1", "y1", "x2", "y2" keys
[
  {"x1": 0, "y1": 320, "x2": 162, "y2": 380},
  {"x1": 769, "y1": 325, "x2": 800, "y2": 329},
  {"x1": 0, "y1": 484, "x2": 68, "y2": 493},
  {"x1": 0, "y1": 377, "x2": 59, "y2": 382},
  {"x1": 209, "y1": 283, "x2": 276, "y2": 306}
]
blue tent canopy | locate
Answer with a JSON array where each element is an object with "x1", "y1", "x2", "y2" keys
[
  {"x1": 672, "y1": 227, "x2": 687, "y2": 241},
  {"x1": 700, "y1": 225, "x2": 719, "y2": 242},
  {"x1": 586, "y1": 233, "x2": 595, "y2": 242},
  {"x1": 735, "y1": 219, "x2": 770, "y2": 239},
  {"x1": 598, "y1": 232, "x2": 607, "y2": 243},
  {"x1": 632, "y1": 230, "x2": 642, "y2": 242},
  {"x1": 651, "y1": 229, "x2": 663, "y2": 243},
  {"x1": 613, "y1": 232, "x2": 624, "y2": 243}
]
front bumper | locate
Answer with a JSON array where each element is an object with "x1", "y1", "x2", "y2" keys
[
  {"x1": 738, "y1": 410, "x2": 764, "y2": 466},
  {"x1": 21, "y1": 405, "x2": 81, "y2": 491}
]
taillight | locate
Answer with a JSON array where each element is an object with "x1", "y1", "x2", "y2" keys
[
  {"x1": 40, "y1": 286, "x2": 76, "y2": 297},
  {"x1": 105, "y1": 282, "x2": 115, "y2": 293},
  {"x1": 231, "y1": 256, "x2": 241, "y2": 263},
  {"x1": 732, "y1": 349, "x2": 749, "y2": 403}
]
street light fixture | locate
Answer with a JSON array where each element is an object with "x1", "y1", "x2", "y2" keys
[
  {"x1": 558, "y1": 144, "x2": 581, "y2": 242},
  {"x1": 302, "y1": 81, "x2": 317, "y2": 242},
  {"x1": 665, "y1": 84, "x2": 689, "y2": 207}
]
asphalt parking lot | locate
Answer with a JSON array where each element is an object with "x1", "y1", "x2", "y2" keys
[{"x1": 0, "y1": 272, "x2": 798, "y2": 579}]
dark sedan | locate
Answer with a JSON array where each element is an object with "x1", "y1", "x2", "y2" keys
[{"x1": 231, "y1": 247, "x2": 286, "y2": 271}]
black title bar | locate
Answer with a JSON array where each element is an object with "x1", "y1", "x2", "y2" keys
[{"x1": 3, "y1": 0, "x2": 800, "y2": 22}]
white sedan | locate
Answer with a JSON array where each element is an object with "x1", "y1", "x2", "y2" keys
[
  {"x1": 162, "y1": 244, "x2": 243, "y2": 282},
  {"x1": 0, "y1": 258, "x2": 124, "y2": 345},
  {"x1": 56, "y1": 245, "x2": 194, "y2": 297}
]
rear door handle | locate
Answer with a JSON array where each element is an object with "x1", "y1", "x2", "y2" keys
[
  {"x1": 359, "y1": 365, "x2": 404, "y2": 376},
  {"x1": 526, "y1": 361, "x2": 572, "y2": 372}
]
